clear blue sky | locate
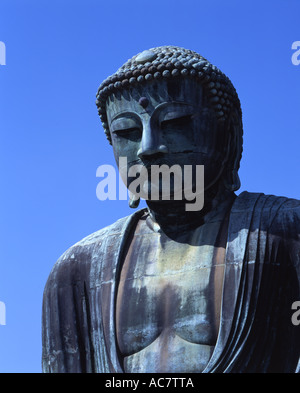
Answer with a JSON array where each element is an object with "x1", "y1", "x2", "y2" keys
[{"x1": 0, "y1": 0, "x2": 299, "y2": 372}]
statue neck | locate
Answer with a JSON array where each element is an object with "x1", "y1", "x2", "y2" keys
[{"x1": 145, "y1": 183, "x2": 236, "y2": 233}]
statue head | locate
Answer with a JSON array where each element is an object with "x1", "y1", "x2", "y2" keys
[{"x1": 96, "y1": 46, "x2": 243, "y2": 203}]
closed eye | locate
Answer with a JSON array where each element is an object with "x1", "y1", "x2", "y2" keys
[
  {"x1": 112, "y1": 127, "x2": 142, "y2": 139},
  {"x1": 113, "y1": 127, "x2": 141, "y2": 133},
  {"x1": 161, "y1": 114, "x2": 193, "y2": 129},
  {"x1": 110, "y1": 114, "x2": 142, "y2": 138}
]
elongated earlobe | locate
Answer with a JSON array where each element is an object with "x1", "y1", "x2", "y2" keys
[
  {"x1": 222, "y1": 107, "x2": 243, "y2": 192},
  {"x1": 223, "y1": 169, "x2": 241, "y2": 192},
  {"x1": 129, "y1": 193, "x2": 140, "y2": 208}
]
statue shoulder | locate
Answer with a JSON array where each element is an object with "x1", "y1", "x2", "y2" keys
[
  {"x1": 233, "y1": 191, "x2": 300, "y2": 243},
  {"x1": 270, "y1": 194, "x2": 300, "y2": 237},
  {"x1": 275, "y1": 194, "x2": 300, "y2": 215},
  {"x1": 234, "y1": 192, "x2": 300, "y2": 271},
  {"x1": 44, "y1": 210, "x2": 145, "y2": 289},
  {"x1": 237, "y1": 191, "x2": 300, "y2": 222}
]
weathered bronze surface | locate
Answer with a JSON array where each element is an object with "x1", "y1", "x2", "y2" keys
[{"x1": 42, "y1": 46, "x2": 300, "y2": 373}]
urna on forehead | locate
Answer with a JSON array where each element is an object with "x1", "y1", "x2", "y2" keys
[{"x1": 96, "y1": 45, "x2": 242, "y2": 144}]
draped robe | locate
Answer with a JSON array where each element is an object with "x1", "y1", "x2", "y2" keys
[{"x1": 42, "y1": 191, "x2": 300, "y2": 373}]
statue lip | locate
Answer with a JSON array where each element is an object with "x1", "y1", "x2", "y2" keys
[
  {"x1": 139, "y1": 153, "x2": 198, "y2": 168},
  {"x1": 139, "y1": 158, "x2": 175, "y2": 170}
]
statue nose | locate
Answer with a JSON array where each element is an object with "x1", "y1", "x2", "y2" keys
[{"x1": 137, "y1": 124, "x2": 168, "y2": 158}]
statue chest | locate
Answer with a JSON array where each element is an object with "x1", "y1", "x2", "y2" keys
[{"x1": 115, "y1": 218, "x2": 226, "y2": 372}]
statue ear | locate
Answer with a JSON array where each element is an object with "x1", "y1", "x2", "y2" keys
[
  {"x1": 223, "y1": 168, "x2": 241, "y2": 192},
  {"x1": 222, "y1": 107, "x2": 243, "y2": 192},
  {"x1": 129, "y1": 192, "x2": 140, "y2": 209}
]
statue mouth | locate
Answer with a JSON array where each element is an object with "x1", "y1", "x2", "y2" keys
[{"x1": 138, "y1": 155, "x2": 184, "y2": 170}]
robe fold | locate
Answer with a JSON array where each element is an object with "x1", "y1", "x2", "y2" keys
[{"x1": 42, "y1": 191, "x2": 300, "y2": 373}]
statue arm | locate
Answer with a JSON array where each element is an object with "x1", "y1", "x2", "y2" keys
[
  {"x1": 41, "y1": 216, "x2": 136, "y2": 373},
  {"x1": 283, "y1": 198, "x2": 300, "y2": 372},
  {"x1": 272, "y1": 197, "x2": 300, "y2": 371},
  {"x1": 42, "y1": 245, "x2": 94, "y2": 373},
  {"x1": 279, "y1": 198, "x2": 300, "y2": 276}
]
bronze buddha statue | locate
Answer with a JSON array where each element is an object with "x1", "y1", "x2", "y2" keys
[{"x1": 42, "y1": 46, "x2": 300, "y2": 373}]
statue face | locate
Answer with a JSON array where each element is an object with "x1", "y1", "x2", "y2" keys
[{"x1": 106, "y1": 78, "x2": 230, "y2": 202}]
